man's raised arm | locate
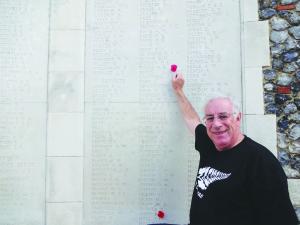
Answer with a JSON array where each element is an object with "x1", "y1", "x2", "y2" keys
[{"x1": 172, "y1": 73, "x2": 201, "y2": 135}]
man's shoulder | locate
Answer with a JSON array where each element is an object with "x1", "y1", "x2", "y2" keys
[
  {"x1": 242, "y1": 136, "x2": 282, "y2": 167},
  {"x1": 242, "y1": 135, "x2": 272, "y2": 153}
]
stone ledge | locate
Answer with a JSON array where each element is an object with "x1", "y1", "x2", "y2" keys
[
  {"x1": 46, "y1": 157, "x2": 83, "y2": 202},
  {"x1": 47, "y1": 202, "x2": 82, "y2": 225},
  {"x1": 244, "y1": 21, "x2": 271, "y2": 68},
  {"x1": 243, "y1": 67, "x2": 265, "y2": 115},
  {"x1": 242, "y1": 0, "x2": 259, "y2": 22},
  {"x1": 243, "y1": 114, "x2": 277, "y2": 156}
]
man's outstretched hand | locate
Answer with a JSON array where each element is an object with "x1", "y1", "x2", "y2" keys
[{"x1": 172, "y1": 73, "x2": 184, "y2": 93}]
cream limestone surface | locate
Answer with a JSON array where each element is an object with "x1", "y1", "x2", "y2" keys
[{"x1": 1, "y1": 0, "x2": 298, "y2": 225}]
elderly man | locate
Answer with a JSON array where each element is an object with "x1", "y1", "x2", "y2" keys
[{"x1": 172, "y1": 73, "x2": 298, "y2": 225}]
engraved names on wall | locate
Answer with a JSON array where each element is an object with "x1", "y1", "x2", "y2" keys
[
  {"x1": 85, "y1": 0, "x2": 242, "y2": 224},
  {"x1": 0, "y1": 1, "x2": 48, "y2": 225}
]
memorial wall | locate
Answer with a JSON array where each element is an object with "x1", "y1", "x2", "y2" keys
[
  {"x1": 84, "y1": 0, "x2": 241, "y2": 224},
  {"x1": 0, "y1": 0, "x2": 299, "y2": 225}
]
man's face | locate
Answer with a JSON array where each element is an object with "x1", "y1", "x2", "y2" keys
[{"x1": 204, "y1": 98, "x2": 242, "y2": 151}]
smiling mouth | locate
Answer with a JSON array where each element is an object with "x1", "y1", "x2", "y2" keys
[{"x1": 213, "y1": 130, "x2": 227, "y2": 135}]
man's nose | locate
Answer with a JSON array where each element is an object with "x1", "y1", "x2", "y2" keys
[{"x1": 211, "y1": 117, "x2": 223, "y2": 127}]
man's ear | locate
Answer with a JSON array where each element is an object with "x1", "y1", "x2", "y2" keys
[{"x1": 236, "y1": 112, "x2": 242, "y2": 122}]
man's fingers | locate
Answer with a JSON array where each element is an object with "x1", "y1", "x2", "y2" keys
[
  {"x1": 172, "y1": 73, "x2": 184, "y2": 83},
  {"x1": 176, "y1": 73, "x2": 183, "y2": 80}
]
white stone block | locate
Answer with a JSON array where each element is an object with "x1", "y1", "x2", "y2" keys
[
  {"x1": 48, "y1": 71, "x2": 84, "y2": 113},
  {"x1": 243, "y1": 67, "x2": 264, "y2": 114},
  {"x1": 288, "y1": 179, "x2": 300, "y2": 205},
  {"x1": 242, "y1": 0, "x2": 259, "y2": 22},
  {"x1": 47, "y1": 202, "x2": 82, "y2": 225},
  {"x1": 51, "y1": 0, "x2": 85, "y2": 30},
  {"x1": 49, "y1": 30, "x2": 85, "y2": 71},
  {"x1": 243, "y1": 114, "x2": 277, "y2": 156},
  {"x1": 47, "y1": 157, "x2": 82, "y2": 202},
  {"x1": 47, "y1": 113, "x2": 83, "y2": 156},
  {"x1": 244, "y1": 21, "x2": 270, "y2": 67}
]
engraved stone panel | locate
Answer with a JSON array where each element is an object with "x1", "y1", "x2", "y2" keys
[
  {"x1": 0, "y1": 103, "x2": 46, "y2": 225},
  {"x1": 84, "y1": 103, "x2": 140, "y2": 225},
  {"x1": 85, "y1": 1, "x2": 140, "y2": 103},
  {"x1": 0, "y1": 0, "x2": 48, "y2": 103},
  {"x1": 84, "y1": 0, "x2": 242, "y2": 224},
  {"x1": 0, "y1": 1, "x2": 48, "y2": 224}
]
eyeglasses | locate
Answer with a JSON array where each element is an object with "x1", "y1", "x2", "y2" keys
[{"x1": 203, "y1": 112, "x2": 235, "y2": 124}]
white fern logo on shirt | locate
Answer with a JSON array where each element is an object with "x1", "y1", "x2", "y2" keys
[{"x1": 195, "y1": 166, "x2": 231, "y2": 198}]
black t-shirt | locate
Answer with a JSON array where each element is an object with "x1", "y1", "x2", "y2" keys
[{"x1": 189, "y1": 124, "x2": 298, "y2": 225}]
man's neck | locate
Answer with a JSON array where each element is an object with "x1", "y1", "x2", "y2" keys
[{"x1": 215, "y1": 133, "x2": 245, "y2": 151}]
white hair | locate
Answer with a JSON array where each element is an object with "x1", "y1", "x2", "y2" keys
[{"x1": 202, "y1": 93, "x2": 242, "y2": 116}]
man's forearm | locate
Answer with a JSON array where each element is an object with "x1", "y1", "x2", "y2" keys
[{"x1": 175, "y1": 89, "x2": 201, "y2": 135}]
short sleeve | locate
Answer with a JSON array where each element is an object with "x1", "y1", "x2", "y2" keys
[{"x1": 195, "y1": 124, "x2": 214, "y2": 156}]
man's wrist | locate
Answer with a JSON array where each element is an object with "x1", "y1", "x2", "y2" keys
[{"x1": 174, "y1": 88, "x2": 184, "y2": 97}]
